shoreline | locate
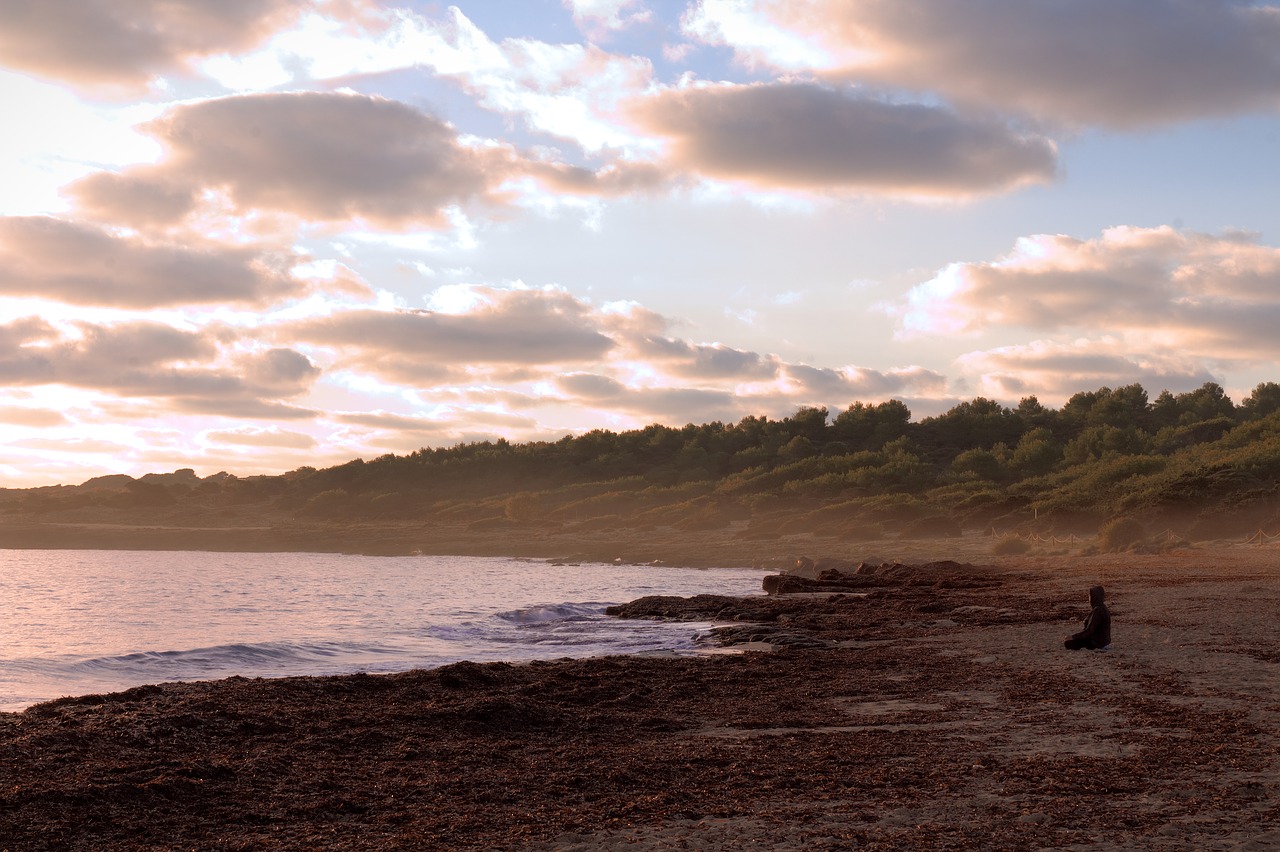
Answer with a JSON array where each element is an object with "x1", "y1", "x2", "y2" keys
[
  {"x1": 5, "y1": 548, "x2": 1280, "y2": 848},
  {"x1": 0, "y1": 553, "x2": 767, "y2": 714}
]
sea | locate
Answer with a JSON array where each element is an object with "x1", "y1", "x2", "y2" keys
[{"x1": 0, "y1": 549, "x2": 768, "y2": 713}]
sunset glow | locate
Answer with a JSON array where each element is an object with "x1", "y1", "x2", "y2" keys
[{"x1": 2, "y1": 0, "x2": 1278, "y2": 487}]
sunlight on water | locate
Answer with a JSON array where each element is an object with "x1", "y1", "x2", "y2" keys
[{"x1": 0, "y1": 550, "x2": 766, "y2": 712}]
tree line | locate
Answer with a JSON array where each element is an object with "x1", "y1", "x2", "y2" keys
[{"x1": 8, "y1": 380, "x2": 1280, "y2": 543}]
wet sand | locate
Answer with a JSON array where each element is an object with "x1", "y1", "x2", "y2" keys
[{"x1": 3, "y1": 545, "x2": 1280, "y2": 850}]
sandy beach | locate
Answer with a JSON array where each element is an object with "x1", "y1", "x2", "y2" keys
[{"x1": 4, "y1": 544, "x2": 1280, "y2": 850}]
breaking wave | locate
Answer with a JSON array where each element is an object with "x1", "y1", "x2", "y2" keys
[{"x1": 494, "y1": 602, "x2": 608, "y2": 624}]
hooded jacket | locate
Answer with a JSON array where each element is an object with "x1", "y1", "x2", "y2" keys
[{"x1": 1076, "y1": 585, "x2": 1111, "y2": 648}]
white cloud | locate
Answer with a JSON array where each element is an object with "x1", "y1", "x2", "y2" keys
[
  {"x1": 564, "y1": 0, "x2": 652, "y2": 34},
  {"x1": 682, "y1": 0, "x2": 834, "y2": 71},
  {"x1": 200, "y1": 5, "x2": 661, "y2": 156}
]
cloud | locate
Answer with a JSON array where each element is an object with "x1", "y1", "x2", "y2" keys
[
  {"x1": 192, "y1": 4, "x2": 662, "y2": 154},
  {"x1": 331, "y1": 410, "x2": 446, "y2": 432},
  {"x1": 69, "y1": 91, "x2": 656, "y2": 231},
  {"x1": 552, "y1": 360, "x2": 947, "y2": 426},
  {"x1": 68, "y1": 92, "x2": 517, "y2": 230},
  {"x1": 323, "y1": 406, "x2": 544, "y2": 458},
  {"x1": 10, "y1": 436, "x2": 134, "y2": 454},
  {"x1": 287, "y1": 286, "x2": 616, "y2": 381},
  {"x1": 171, "y1": 2, "x2": 659, "y2": 157},
  {"x1": 408, "y1": 8, "x2": 660, "y2": 155},
  {"x1": 67, "y1": 174, "x2": 200, "y2": 229},
  {"x1": 205, "y1": 426, "x2": 317, "y2": 449},
  {"x1": 628, "y1": 82, "x2": 1056, "y2": 197},
  {"x1": 0, "y1": 216, "x2": 321, "y2": 307},
  {"x1": 0, "y1": 318, "x2": 320, "y2": 415},
  {"x1": 897, "y1": 226, "x2": 1280, "y2": 361},
  {"x1": 242, "y1": 347, "x2": 322, "y2": 391},
  {"x1": 529, "y1": 161, "x2": 669, "y2": 196},
  {"x1": 554, "y1": 373, "x2": 741, "y2": 423},
  {"x1": 784, "y1": 364, "x2": 948, "y2": 401},
  {"x1": 0, "y1": 0, "x2": 331, "y2": 94},
  {"x1": 684, "y1": 0, "x2": 1280, "y2": 127},
  {"x1": 628, "y1": 337, "x2": 782, "y2": 380},
  {"x1": 956, "y1": 339, "x2": 1220, "y2": 404},
  {"x1": 282, "y1": 284, "x2": 949, "y2": 436},
  {"x1": 0, "y1": 406, "x2": 67, "y2": 428},
  {"x1": 564, "y1": 0, "x2": 652, "y2": 34}
]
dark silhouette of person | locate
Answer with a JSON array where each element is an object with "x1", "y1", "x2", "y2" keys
[{"x1": 1064, "y1": 585, "x2": 1111, "y2": 650}]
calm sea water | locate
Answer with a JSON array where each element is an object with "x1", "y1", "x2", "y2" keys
[{"x1": 0, "y1": 550, "x2": 767, "y2": 713}]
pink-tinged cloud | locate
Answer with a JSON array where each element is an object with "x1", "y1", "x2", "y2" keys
[
  {"x1": 280, "y1": 284, "x2": 950, "y2": 431},
  {"x1": 783, "y1": 364, "x2": 948, "y2": 401},
  {"x1": 685, "y1": 0, "x2": 1280, "y2": 128},
  {"x1": 286, "y1": 290, "x2": 615, "y2": 381},
  {"x1": 69, "y1": 91, "x2": 651, "y2": 230},
  {"x1": 0, "y1": 216, "x2": 317, "y2": 307},
  {"x1": 10, "y1": 436, "x2": 133, "y2": 454},
  {"x1": 554, "y1": 373, "x2": 741, "y2": 423},
  {"x1": 530, "y1": 161, "x2": 669, "y2": 196},
  {"x1": 0, "y1": 0, "x2": 350, "y2": 94},
  {"x1": 407, "y1": 9, "x2": 659, "y2": 154},
  {"x1": 205, "y1": 426, "x2": 317, "y2": 449},
  {"x1": 67, "y1": 174, "x2": 201, "y2": 230},
  {"x1": 69, "y1": 92, "x2": 512, "y2": 229},
  {"x1": 629, "y1": 82, "x2": 1056, "y2": 196},
  {"x1": 629, "y1": 336, "x2": 782, "y2": 381},
  {"x1": 956, "y1": 339, "x2": 1220, "y2": 405},
  {"x1": 0, "y1": 406, "x2": 67, "y2": 428},
  {"x1": 898, "y1": 226, "x2": 1280, "y2": 360},
  {"x1": 331, "y1": 408, "x2": 542, "y2": 452},
  {"x1": 0, "y1": 318, "x2": 319, "y2": 416},
  {"x1": 552, "y1": 359, "x2": 946, "y2": 424}
]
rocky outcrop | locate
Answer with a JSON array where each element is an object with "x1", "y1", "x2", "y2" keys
[
  {"x1": 761, "y1": 570, "x2": 891, "y2": 595},
  {"x1": 764, "y1": 560, "x2": 993, "y2": 595},
  {"x1": 607, "y1": 561, "x2": 1031, "y2": 652}
]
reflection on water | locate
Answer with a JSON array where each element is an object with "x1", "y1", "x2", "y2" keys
[{"x1": 0, "y1": 550, "x2": 765, "y2": 712}]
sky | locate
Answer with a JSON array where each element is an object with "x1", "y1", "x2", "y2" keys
[{"x1": 2, "y1": 0, "x2": 1280, "y2": 487}]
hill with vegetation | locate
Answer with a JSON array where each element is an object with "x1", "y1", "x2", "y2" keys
[{"x1": 4, "y1": 381, "x2": 1280, "y2": 560}]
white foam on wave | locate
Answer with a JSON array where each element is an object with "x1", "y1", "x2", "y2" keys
[
  {"x1": 68, "y1": 640, "x2": 408, "y2": 680},
  {"x1": 494, "y1": 602, "x2": 608, "y2": 624}
]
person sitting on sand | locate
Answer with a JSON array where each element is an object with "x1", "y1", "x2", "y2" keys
[{"x1": 1064, "y1": 585, "x2": 1111, "y2": 651}]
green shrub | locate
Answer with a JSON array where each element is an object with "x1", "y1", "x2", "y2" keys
[
  {"x1": 859, "y1": 493, "x2": 928, "y2": 522},
  {"x1": 992, "y1": 536, "x2": 1031, "y2": 555},
  {"x1": 1098, "y1": 516, "x2": 1146, "y2": 551},
  {"x1": 504, "y1": 493, "x2": 539, "y2": 521},
  {"x1": 300, "y1": 488, "x2": 351, "y2": 518}
]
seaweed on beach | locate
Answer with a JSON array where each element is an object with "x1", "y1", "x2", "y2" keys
[{"x1": 5, "y1": 554, "x2": 1280, "y2": 850}]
